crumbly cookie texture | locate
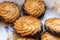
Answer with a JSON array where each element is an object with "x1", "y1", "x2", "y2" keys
[
  {"x1": 23, "y1": 0, "x2": 46, "y2": 17},
  {"x1": 41, "y1": 32, "x2": 60, "y2": 40},
  {"x1": 0, "y1": 1, "x2": 20, "y2": 23},
  {"x1": 14, "y1": 16, "x2": 42, "y2": 36},
  {"x1": 45, "y1": 18, "x2": 60, "y2": 33}
]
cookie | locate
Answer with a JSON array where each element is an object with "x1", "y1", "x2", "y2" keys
[
  {"x1": 14, "y1": 16, "x2": 42, "y2": 36},
  {"x1": 41, "y1": 32, "x2": 60, "y2": 40},
  {"x1": 23, "y1": 0, "x2": 46, "y2": 17},
  {"x1": 0, "y1": 1, "x2": 20, "y2": 23},
  {"x1": 45, "y1": 18, "x2": 60, "y2": 36}
]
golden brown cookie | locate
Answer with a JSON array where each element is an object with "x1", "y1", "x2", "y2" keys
[
  {"x1": 41, "y1": 32, "x2": 60, "y2": 40},
  {"x1": 0, "y1": 1, "x2": 20, "y2": 23},
  {"x1": 14, "y1": 16, "x2": 42, "y2": 36},
  {"x1": 45, "y1": 18, "x2": 60, "y2": 36},
  {"x1": 23, "y1": 0, "x2": 46, "y2": 17}
]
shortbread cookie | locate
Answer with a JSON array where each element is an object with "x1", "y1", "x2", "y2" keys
[
  {"x1": 0, "y1": 1, "x2": 20, "y2": 23},
  {"x1": 14, "y1": 16, "x2": 42, "y2": 36},
  {"x1": 23, "y1": 0, "x2": 46, "y2": 17}
]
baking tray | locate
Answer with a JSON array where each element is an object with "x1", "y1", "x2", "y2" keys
[{"x1": 0, "y1": 0, "x2": 60, "y2": 40}]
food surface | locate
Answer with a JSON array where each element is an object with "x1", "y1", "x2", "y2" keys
[
  {"x1": 45, "y1": 18, "x2": 60, "y2": 36},
  {"x1": 14, "y1": 16, "x2": 42, "y2": 36},
  {"x1": 41, "y1": 32, "x2": 60, "y2": 40},
  {"x1": 0, "y1": 1, "x2": 20, "y2": 23},
  {"x1": 23, "y1": 0, "x2": 46, "y2": 17}
]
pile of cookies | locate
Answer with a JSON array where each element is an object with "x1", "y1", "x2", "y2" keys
[{"x1": 0, "y1": 0, "x2": 60, "y2": 40}]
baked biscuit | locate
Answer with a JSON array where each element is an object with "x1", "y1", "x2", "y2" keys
[
  {"x1": 14, "y1": 16, "x2": 42, "y2": 36},
  {"x1": 23, "y1": 0, "x2": 46, "y2": 17},
  {"x1": 0, "y1": 1, "x2": 20, "y2": 23},
  {"x1": 41, "y1": 32, "x2": 60, "y2": 40},
  {"x1": 45, "y1": 18, "x2": 60, "y2": 36}
]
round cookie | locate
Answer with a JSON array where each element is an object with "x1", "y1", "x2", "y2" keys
[
  {"x1": 0, "y1": 1, "x2": 20, "y2": 23},
  {"x1": 41, "y1": 32, "x2": 60, "y2": 40},
  {"x1": 14, "y1": 16, "x2": 42, "y2": 36},
  {"x1": 23, "y1": 0, "x2": 46, "y2": 17},
  {"x1": 45, "y1": 18, "x2": 60, "y2": 36}
]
